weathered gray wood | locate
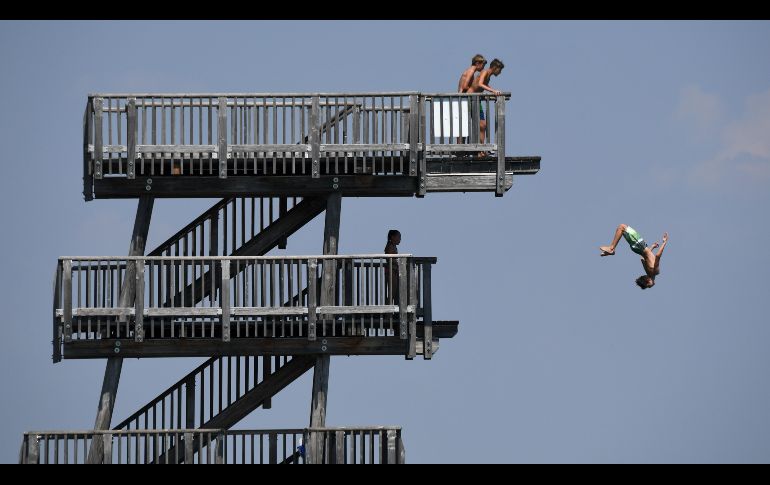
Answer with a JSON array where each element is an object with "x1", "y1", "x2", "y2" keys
[
  {"x1": 215, "y1": 433, "x2": 224, "y2": 464},
  {"x1": 307, "y1": 259, "x2": 317, "y2": 341},
  {"x1": 83, "y1": 100, "x2": 94, "y2": 201},
  {"x1": 218, "y1": 97, "x2": 227, "y2": 178},
  {"x1": 87, "y1": 196, "x2": 153, "y2": 464},
  {"x1": 94, "y1": 97, "x2": 103, "y2": 179},
  {"x1": 495, "y1": 96, "x2": 506, "y2": 197},
  {"x1": 308, "y1": 354, "x2": 330, "y2": 463},
  {"x1": 53, "y1": 263, "x2": 63, "y2": 363},
  {"x1": 425, "y1": 173, "x2": 513, "y2": 192},
  {"x1": 426, "y1": 143, "x2": 496, "y2": 152},
  {"x1": 262, "y1": 356, "x2": 272, "y2": 410},
  {"x1": 221, "y1": 260, "x2": 230, "y2": 342},
  {"x1": 184, "y1": 432, "x2": 194, "y2": 463},
  {"x1": 102, "y1": 434, "x2": 113, "y2": 464},
  {"x1": 185, "y1": 377, "x2": 195, "y2": 430},
  {"x1": 155, "y1": 356, "x2": 315, "y2": 464},
  {"x1": 320, "y1": 143, "x2": 408, "y2": 152},
  {"x1": 386, "y1": 429, "x2": 397, "y2": 464},
  {"x1": 278, "y1": 197, "x2": 288, "y2": 250},
  {"x1": 134, "y1": 260, "x2": 144, "y2": 342},
  {"x1": 26, "y1": 435, "x2": 39, "y2": 464},
  {"x1": 62, "y1": 260, "x2": 73, "y2": 343},
  {"x1": 407, "y1": 261, "x2": 417, "y2": 359},
  {"x1": 137, "y1": 144, "x2": 217, "y2": 154},
  {"x1": 269, "y1": 432, "x2": 278, "y2": 464},
  {"x1": 398, "y1": 258, "x2": 408, "y2": 340},
  {"x1": 126, "y1": 98, "x2": 137, "y2": 179},
  {"x1": 310, "y1": 96, "x2": 320, "y2": 178},
  {"x1": 409, "y1": 95, "x2": 418, "y2": 177},
  {"x1": 422, "y1": 263, "x2": 433, "y2": 360}
]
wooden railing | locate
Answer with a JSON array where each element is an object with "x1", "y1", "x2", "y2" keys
[
  {"x1": 53, "y1": 255, "x2": 435, "y2": 355},
  {"x1": 83, "y1": 92, "x2": 510, "y2": 197},
  {"x1": 20, "y1": 427, "x2": 405, "y2": 464},
  {"x1": 113, "y1": 355, "x2": 295, "y2": 432}
]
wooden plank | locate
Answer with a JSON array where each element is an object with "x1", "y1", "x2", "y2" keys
[
  {"x1": 320, "y1": 143, "x2": 408, "y2": 152},
  {"x1": 230, "y1": 143, "x2": 310, "y2": 152},
  {"x1": 409, "y1": 95, "x2": 418, "y2": 177},
  {"x1": 218, "y1": 97, "x2": 227, "y2": 178},
  {"x1": 407, "y1": 261, "x2": 417, "y2": 359},
  {"x1": 278, "y1": 197, "x2": 288, "y2": 249},
  {"x1": 185, "y1": 377, "x2": 196, "y2": 430},
  {"x1": 134, "y1": 260, "x2": 144, "y2": 342},
  {"x1": 83, "y1": 99, "x2": 94, "y2": 201},
  {"x1": 495, "y1": 96, "x2": 506, "y2": 196},
  {"x1": 307, "y1": 259, "x2": 317, "y2": 341},
  {"x1": 316, "y1": 305, "x2": 398, "y2": 315},
  {"x1": 94, "y1": 175, "x2": 417, "y2": 199},
  {"x1": 63, "y1": 335, "x2": 449, "y2": 359},
  {"x1": 126, "y1": 98, "x2": 137, "y2": 179},
  {"x1": 26, "y1": 435, "x2": 39, "y2": 464},
  {"x1": 310, "y1": 96, "x2": 320, "y2": 178},
  {"x1": 426, "y1": 143, "x2": 496, "y2": 152},
  {"x1": 137, "y1": 144, "x2": 217, "y2": 154},
  {"x1": 102, "y1": 434, "x2": 113, "y2": 464},
  {"x1": 94, "y1": 97, "x2": 103, "y2": 179},
  {"x1": 62, "y1": 260, "x2": 73, "y2": 343},
  {"x1": 221, "y1": 260, "x2": 230, "y2": 342},
  {"x1": 422, "y1": 262, "x2": 433, "y2": 360},
  {"x1": 425, "y1": 173, "x2": 513, "y2": 192},
  {"x1": 398, "y1": 258, "x2": 407, "y2": 340},
  {"x1": 418, "y1": 97, "x2": 427, "y2": 196}
]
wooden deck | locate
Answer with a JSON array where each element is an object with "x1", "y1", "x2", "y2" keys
[{"x1": 83, "y1": 92, "x2": 540, "y2": 199}]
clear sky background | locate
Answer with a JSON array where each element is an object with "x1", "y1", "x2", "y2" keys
[{"x1": 1, "y1": 20, "x2": 769, "y2": 463}]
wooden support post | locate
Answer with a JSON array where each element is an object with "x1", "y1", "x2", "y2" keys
[
  {"x1": 83, "y1": 99, "x2": 94, "y2": 201},
  {"x1": 102, "y1": 434, "x2": 113, "y2": 464},
  {"x1": 209, "y1": 211, "x2": 219, "y2": 256},
  {"x1": 308, "y1": 259, "x2": 317, "y2": 341},
  {"x1": 335, "y1": 430, "x2": 345, "y2": 464},
  {"x1": 53, "y1": 262, "x2": 63, "y2": 363},
  {"x1": 184, "y1": 432, "x2": 194, "y2": 464},
  {"x1": 134, "y1": 260, "x2": 144, "y2": 342},
  {"x1": 262, "y1": 356, "x2": 272, "y2": 410},
  {"x1": 278, "y1": 197, "x2": 288, "y2": 249},
  {"x1": 310, "y1": 96, "x2": 320, "y2": 178},
  {"x1": 185, "y1": 377, "x2": 196, "y2": 429},
  {"x1": 409, "y1": 94, "x2": 418, "y2": 177},
  {"x1": 62, "y1": 259, "x2": 72, "y2": 343},
  {"x1": 422, "y1": 262, "x2": 433, "y2": 360},
  {"x1": 26, "y1": 435, "x2": 39, "y2": 464},
  {"x1": 386, "y1": 429, "x2": 398, "y2": 464},
  {"x1": 398, "y1": 258, "x2": 408, "y2": 340},
  {"x1": 309, "y1": 192, "x2": 341, "y2": 461},
  {"x1": 215, "y1": 433, "x2": 225, "y2": 464},
  {"x1": 268, "y1": 432, "x2": 278, "y2": 464},
  {"x1": 94, "y1": 97, "x2": 103, "y2": 179},
  {"x1": 126, "y1": 98, "x2": 137, "y2": 179},
  {"x1": 407, "y1": 260, "x2": 417, "y2": 360},
  {"x1": 417, "y1": 96, "x2": 427, "y2": 197},
  {"x1": 221, "y1": 260, "x2": 230, "y2": 342},
  {"x1": 495, "y1": 96, "x2": 506, "y2": 197},
  {"x1": 88, "y1": 196, "x2": 153, "y2": 464},
  {"x1": 218, "y1": 97, "x2": 228, "y2": 178}
]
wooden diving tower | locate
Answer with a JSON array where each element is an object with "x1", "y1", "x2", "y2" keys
[{"x1": 20, "y1": 92, "x2": 540, "y2": 464}]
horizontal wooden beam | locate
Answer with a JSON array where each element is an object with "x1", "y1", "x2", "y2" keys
[
  {"x1": 62, "y1": 322, "x2": 457, "y2": 359},
  {"x1": 94, "y1": 175, "x2": 417, "y2": 198},
  {"x1": 425, "y1": 173, "x2": 513, "y2": 192}
]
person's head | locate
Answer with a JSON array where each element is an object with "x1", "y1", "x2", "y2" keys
[
  {"x1": 635, "y1": 275, "x2": 655, "y2": 290},
  {"x1": 387, "y1": 229, "x2": 401, "y2": 245},
  {"x1": 471, "y1": 54, "x2": 487, "y2": 71},
  {"x1": 490, "y1": 59, "x2": 504, "y2": 76}
]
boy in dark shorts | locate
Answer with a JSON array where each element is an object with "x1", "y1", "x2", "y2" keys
[
  {"x1": 468, "y1": 58, "x2": 504, "y2": 156},
  {"x1": 599, "y1": 224, "x2": 669, "y2": 289}
]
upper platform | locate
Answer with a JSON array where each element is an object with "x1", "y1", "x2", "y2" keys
[{"x1": 83, "y1": 92, "x2": 539, "y2": 199}]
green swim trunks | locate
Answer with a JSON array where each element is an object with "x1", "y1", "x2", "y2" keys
[{"x1": 623, "y1": 226, "x2": 648, "y2": 256}]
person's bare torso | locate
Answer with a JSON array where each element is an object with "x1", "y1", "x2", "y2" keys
[
  {"x1": 458, "y1": 67, "x2": 477, "y2": 93},
  {"x1": 470, "y1": 69, "x2": 492, "y2": 93}
]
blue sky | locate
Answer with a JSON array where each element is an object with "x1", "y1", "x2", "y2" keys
[{"x1": 1, "y1": 20, "x2": 769, "y2": 463}]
